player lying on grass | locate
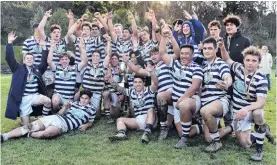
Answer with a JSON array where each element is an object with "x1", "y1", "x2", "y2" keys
[{"x1": 1, "y1": 90, "x2": 95, "y2": 142}]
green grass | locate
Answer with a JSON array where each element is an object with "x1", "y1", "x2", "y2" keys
[
  {"x1": 1, "y1": 74, "x2": 276, "y2": 165},
  {"x1": 1, "y1": 45, "x2": 23, "y2": 65}
]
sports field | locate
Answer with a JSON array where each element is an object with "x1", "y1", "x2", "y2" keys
[{"x1": 1, "y1": 74, "x2": 276, "y2": 165}]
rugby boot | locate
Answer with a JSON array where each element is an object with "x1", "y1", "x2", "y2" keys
[
  {"x1": 141, "y1": 132, "x2": 150, "y2": 144},
  {"x1": 250, "y1": 148, "x2": 263, "y2": 161},
  {"x1": 205, "y1": 140, "x2": 222, "y2": 152},
  {"x1": 174, "y1": 137, "x2": 188, "y2": 149},
  {"x1": 109, "y1": 133, "x2": 127, "y2": 142}
]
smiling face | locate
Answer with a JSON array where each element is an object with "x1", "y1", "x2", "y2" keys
[
  {"x1": 243, "y1": 54, "x2": 260, "y2": 73},
  {"x1": 133, "y1": 77, "x2": 144, "y2": 92},
  {"x1": 111, "y1": 55, "x2": 119, "y2": 67},
  {"x1": 91, "y1": 52, "x2": 101, "y2": 65},
  {"x1": 180, "y1": 47, "x2": 193, "y2": 65},
  {"x1": 140, "y1": 31, "x2": 150, "y2": 43},
  {"x1": 114, "y1": 26, "x2": 123, "y2": 37},
  {"x1": 79, "y1": 94, "x2": 90, "y2": 105},
  {"x1": 59, "y1": 55, "x2": 70, "y2": 68},
  {"x1": 225, "y1": 22, "x2": 237, "y2": 36},
  {"x1": 23, "y1": 54, "x2": 34, "y2": 67},
  {"x1": 203, "y1": 43, "x2": 217, "y2": 61},
  {"x1": 182, "y1": 24, "x2": 191, "y2": 36}
]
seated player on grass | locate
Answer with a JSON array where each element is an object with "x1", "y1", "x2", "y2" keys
[
  {"x1": 219, "y1": 40, "x2": 274, "y2": 161},
  {"x1": 1, "y1": 90, "x2": 96, "y2": 142},
  {"x1": 109, "y1": 63, "x2": 159, "y2": 144}
]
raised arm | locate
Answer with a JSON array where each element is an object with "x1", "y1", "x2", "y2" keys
[
  {"x1": 47, "y1": 40, "x2": 57, "y2": 71},
  {"x1": 159, "y1": 28, "x2": 172, "y2": 65},
  {"x1": 38, "y1": 9, "x2": 52, "y2": 39},
  {"x1": 66, "y1": 9, "x2": 75, "y2": 31},
  {"x1": 94, "y1": 12, "x2": 109, "y2": 34},
  {"x1": 107, "y1": 12, "x2": 117, "y2": 41},
  {"x1": 103, "y1": 34, "x2": 112, "y2": 67},
  {"x1": 169, "y1": 32, "x2": 180, "y2": 60},
  {"x1": 145, "y1": 63, "x2": 158, "y2": 92},
  {"x1": 37, "y1": 38, "x2": 49, "y2": 74},
  {"x1": 218, "y1": 38, "x2": 234, "y2": 67},
  {"x1": 78, "y1": 38, "x2": 88, "y2": 70},
  {"x1": 67, "y1": 19, "x2": 82, "y2": 43},
  {"x1": 127, "y1": 11, "x2": 138, "y2": 42},
  {"x1": 6, "y1": 31, "x2": 19, "y2": 73}
]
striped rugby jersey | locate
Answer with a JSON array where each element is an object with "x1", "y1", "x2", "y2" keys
[
  {"x1": 169, "y1": 56, "x2": 203, "y2": 103},
  {"x1": 201, "y1": 58, "x2": 231, "y2": 106},
  {"x1": 23, "y1": 68, "x2": 38, "y2": 96},
  {"x1": 230, "y1": 62, "x2": 268, "y2": 116},
  {"x1": 59, "y1": 101, "x2": 96, "y2": 131},
  {"x1": 53, "y1": 64, "x2": 79, "y2": 99},
  {"x1": 111, "y1": 38, "x2": 133, "y2": 62},
  {"x1": 82, "y1": 62, "x2": 106, "y2": 94},
  {"x1": 155, "y1": 61, "x2": 173, "y2": 93},
  {"x1": 137, "y1": 40, "x2": 158, "y2": 62},
  {"x1": 73, "y1": 36, "x2": 106, "y2": 64},
  {"x1": 22, "y1": 36, "x2": 47, "y2": 66},
  {"x1": 125, "y1": 86, "x2": 155, "y2": 117}
]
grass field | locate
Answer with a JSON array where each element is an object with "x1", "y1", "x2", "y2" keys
[{"x1": 1, "y1": 74, "x2": 276, "y2": 165}]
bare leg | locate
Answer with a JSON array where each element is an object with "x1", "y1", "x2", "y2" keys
[{"x1": 30, "y1": 126, "x2": 62, "y2": 139}]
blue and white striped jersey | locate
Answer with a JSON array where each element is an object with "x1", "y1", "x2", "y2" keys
[
  {"x1": 201, "y1": 58, "x2": 231, "y2": 106},
  {"x1": 231, "y1": 62, "x2": 268, "y2": 115},
  {"x1": 60, "y1": 101, "x2": 96, "y2": 131}
]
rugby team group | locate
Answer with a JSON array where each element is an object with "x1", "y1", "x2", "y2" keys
[{"x1": 1, "y1": 8, "x2": 275, "y2": 161}]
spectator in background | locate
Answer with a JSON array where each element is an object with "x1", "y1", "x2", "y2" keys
[
  {"x1": 259, "y1": 46, "x2": 272, "y2": 90},
  {"x1": 223, "y1": 15, "x2": 251, "y2": 64}
]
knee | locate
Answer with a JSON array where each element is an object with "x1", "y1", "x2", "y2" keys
[
  {"x1": 200, "y1": 108, "x2": 211, "y2": 120},
  {"x1": 253, "y1": 110, "x2": 264, "y2": 125},
  {"x1": 44, "y1": 97, "x2": 51, "y2": 106},
  {"x1": 238, "y1": 139, "x2": 251, "y2": 148},
  {"x1": 179, "y1": 101, "x2": 189, "y2": 114}
]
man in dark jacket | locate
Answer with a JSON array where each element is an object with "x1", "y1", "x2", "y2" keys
[
  {"x1": 223, "y1": 15, "x2": 251, "y2": 64},
  {"x1": 5, "y1": 31, "x2": 51, "y2": 125}
]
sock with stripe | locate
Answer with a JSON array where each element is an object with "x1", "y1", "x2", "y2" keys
[
  {"x1": 210, "y1": 130, "x2": 220, "y2": 141},
  {"x1": 145, "y1": 124, "x2": 153, "y2": 134},
  {"x1": 104, "y1": 108, "x2": 110, "y2": 119},
  {"x1": 42, "y1": 106, "x2": 51, "y2": 116},
  {"x1": 119, "y1": 129, "x2": 126, "y2": 135},
  {"x1": 181, "y1": 121, "x2": 192, "y2": 138},
  {"x1": 254, "y1": 124, "x2": 266, "y2": 150}
]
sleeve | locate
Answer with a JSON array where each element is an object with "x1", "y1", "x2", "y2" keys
[
  {"x1": 148, "y1": 86, "x2": 155, "y2": 94},
  {"x1": 5, "y1": 43, "x2": 19, "y2": 73},
  {"x1": 256, "y1": 77, "x2": 268, "y2": 98},
  {"x1": 231, "y1": 62, "x2": 242, "y2": 74},
  {"x1": 219, "y1": 62, "x2": 231, "y2": 79},
  {"x1": 88, "y1": 106, "x2": 96, "y2": 122},
  {"x1": 192, "y1": 65, "x2": 203, "y2": 81}
]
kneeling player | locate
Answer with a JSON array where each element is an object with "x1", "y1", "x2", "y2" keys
[
  {"x1": 199, "y1": 37, "x2": 232, "y2": 152},
  {"x1": 1, "y1": 90, "x2": 96, "y2": 142},
  {"x1": 109, "y1": 63, "x2": 158, "y2": 144},
  {"x1": 220, "y1": 41, "x2": 273, "y2": 161}
]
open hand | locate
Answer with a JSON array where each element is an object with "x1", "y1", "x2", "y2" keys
[
  {"x1": 45, "y1": 9, "x2": 52, "y2": 18},
  {"x1": 8, "y1": 31, "x2": 18, "y2": 43},
  {"x1": 66, "y1": 9, "x2": 74, "y2": 19}
]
